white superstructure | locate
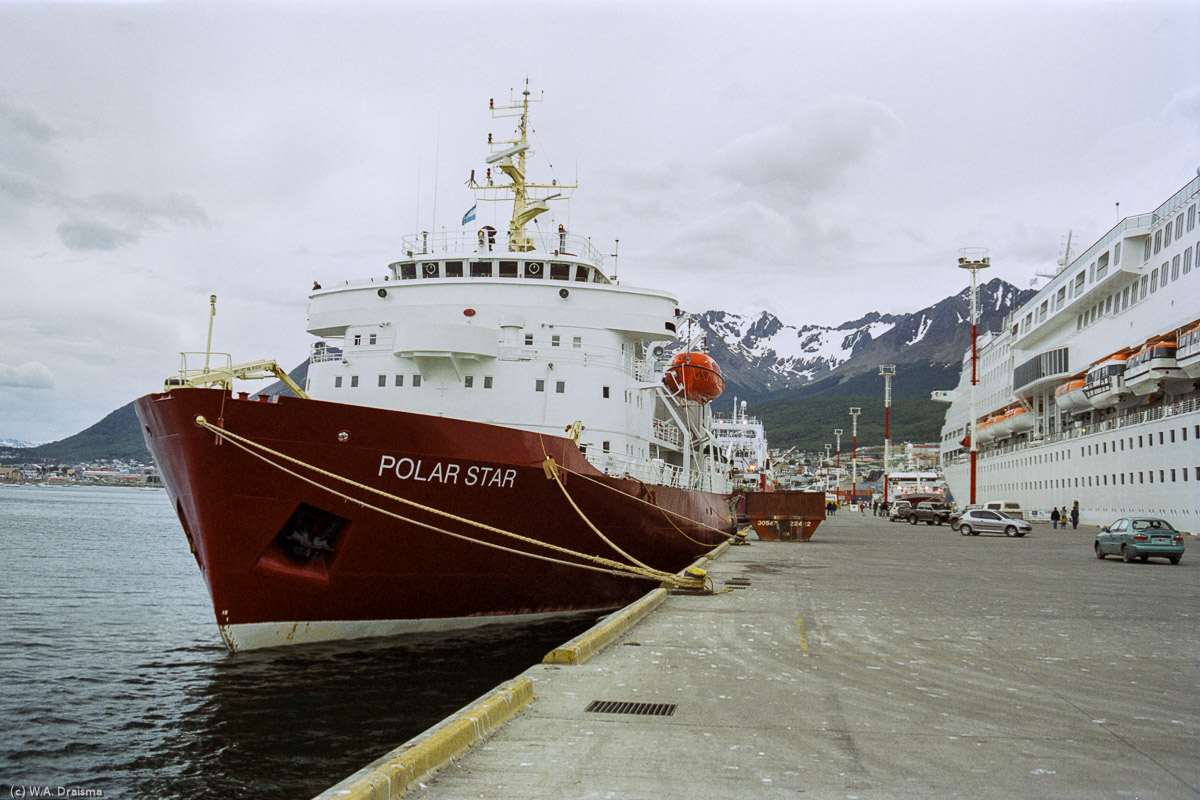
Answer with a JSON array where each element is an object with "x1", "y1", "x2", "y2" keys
[
  {"x1": 936, "y1": 173, "x2": 1200, "y2": 528},
  {"x1": 303, "y1": 85, "x2": 730, "y2": 494},
  {"x1": 712, "y1": 400, "x2": 771, "y2": 490}
]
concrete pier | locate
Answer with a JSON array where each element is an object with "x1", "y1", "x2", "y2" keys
[{"x1": 321, "y1": 511, "x2": 1199, "y2": 799}]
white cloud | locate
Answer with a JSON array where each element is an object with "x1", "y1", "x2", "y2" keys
[{"x1": 0, "y1": 362, "x2": 53, "y2": 389}]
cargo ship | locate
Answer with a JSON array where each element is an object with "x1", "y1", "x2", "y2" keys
[
  {"x1": 934, "y1": 172, "x2": 1200, "y2": 526},
  {"x1": 137, "y1": 85, "x2": 736, "y2": 650}
]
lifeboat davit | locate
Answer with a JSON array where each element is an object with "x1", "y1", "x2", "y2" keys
[
  {"x1": 1125, "y1": 339, "x2": 1182, "y2": 396},
  {"x1": 1179, "y1": 324, "x2": 1200, "y2": 379},
  {"x1": 663, "y1": 352, "x2": 725, "y2": 404},
  {"x1": 1054, "y1": 379, "x2": 1090, "y2": 414}
]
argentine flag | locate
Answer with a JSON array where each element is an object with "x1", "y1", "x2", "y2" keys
[{"x1": 462, "y1": 204, "x2": 477, "y2": 225}]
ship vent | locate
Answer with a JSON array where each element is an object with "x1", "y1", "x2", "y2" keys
[{"x1": 584, "y1": 700, "x2": 677, "y2": 716}]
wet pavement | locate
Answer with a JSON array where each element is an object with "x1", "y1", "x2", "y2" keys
[{"x1": 351, "y1": 511, "x2": 1200, "y2": 799}]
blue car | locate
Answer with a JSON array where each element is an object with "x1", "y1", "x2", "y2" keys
[{"x1": 1095, "y1": 517, "x2": 1185, "y2": 564}]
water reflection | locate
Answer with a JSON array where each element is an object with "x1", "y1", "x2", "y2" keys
[{"x1": 124, "y1": 615, "x2": 598, "y2": 800}]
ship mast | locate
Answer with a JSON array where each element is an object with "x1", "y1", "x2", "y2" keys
[{"x1": 474, "y1": 81, "x2": 575, "y2": 252}]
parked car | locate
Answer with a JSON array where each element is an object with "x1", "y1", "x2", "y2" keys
[
  {"x1": 889, "y1": 500, "x2": 912, "y2": 522},
  {"x1": 1095, "y1": 517, "x2": 1185, "y2": 564},
  {"x1": 909, "y1": 501, "x2": 952, "y2": 526},
  {"x1": 949, "y1": 504, "x2": 982, "y2": 530},
  {"x1": 983, "y1": 500, "x2": 1024, "y2": 520},
  {"x1": 956, "y1": 509, "x2": 1032, "y2": 537}
]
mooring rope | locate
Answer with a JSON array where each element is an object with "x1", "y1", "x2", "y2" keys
[{"x1": 193, "y1": 416, "x2": 700, "y2": 587}]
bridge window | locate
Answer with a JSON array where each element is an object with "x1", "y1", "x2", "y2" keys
[
  {"x1": 575, "y1": 265, "x2": 589, "y2": 282},
  {"x1": 524, "y1": 261, "x2": 543, "y2": 279},
  {"x1": 498, "y1": 260, "x2": 519, "y2": 278},
  {"x1": 471, "y1": 260, "x2": 493, "y2": 277},
  {"x1": 445, "y1": 260, "x2": 464, "y2": 278},
  {"x1": 550, "y1": 263, "x2": 571, "y2": 280},
  {"x1": 399, "y1": 262, "x2": 417, "y2": 280}
]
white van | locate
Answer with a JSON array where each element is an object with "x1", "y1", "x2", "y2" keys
[{"x1": 984, "y1": 500, "x2": 1024, "y2": 520}]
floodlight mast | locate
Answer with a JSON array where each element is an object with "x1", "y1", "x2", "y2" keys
[
  {"x1": 849, "y1": 408, "x2": 861, "y2": 504},
  {"x1": 879, "y1": 365, "x2": 895, "y2": 503},
  {"x1": 957, "y1": 248, "x2": 991, "y2": 505},
  {"x1": 834, "y1": 428, "x2": 843, "y2": 503}
]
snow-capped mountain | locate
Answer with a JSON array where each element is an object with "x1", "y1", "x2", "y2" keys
[
  {"x1": 685, "y1": 277, "x2": 1033, "y2": 396},
  {"x1": 0, "y1": 438, "x2": 44, "y2": 449}
]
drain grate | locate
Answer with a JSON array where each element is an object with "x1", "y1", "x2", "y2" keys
[{"x1": 585, "y1": 700, "x2": 677, "y2": 716}]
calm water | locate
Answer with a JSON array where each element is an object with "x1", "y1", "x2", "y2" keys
[{"x1": 0, "y1": 485, "x2": 596, "y2": 799}]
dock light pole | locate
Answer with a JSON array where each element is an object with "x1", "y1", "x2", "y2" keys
[
  {"x1": 879, "y1": 365, "x2": 895, "y2": 504},
  {"x1": 834, "y1": 428, "x2": 843, "y2": 503},
  {"x1": 824, "y1": 444, "x2": 832, "y2": 495},
  {"x1": 849, "y1": 408, "x2": 861, "y2": 504},
  {"x1": 957, "y1": 248, "x2": 991, "y2": 505}
]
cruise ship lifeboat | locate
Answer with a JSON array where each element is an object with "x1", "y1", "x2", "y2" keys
[
  {"x1": 663, "y1": 352, "x2": 725, "y2": 404},
  {"x1": 1054, "y1": 379, "x2": 1090, "y2": 414},
  {"x1": 990, "y1": 410, "x2": 1015, "y2": 439},
  {"x1": 1178, "y1": 324, "x2": 1200, "y2": 380},
  {"x1": 1082, "y1": 355, "x2": 1130, "y2": 409},
  {"x1": 1006, "y1": 407, "x2": 1034, "y2": 435},
  {"x1": 974, "y1": 415, "x2": 999, "y2": 443},
  {"x1": 1124, "y1": 340, "x2": 1182, "y2": 397}
]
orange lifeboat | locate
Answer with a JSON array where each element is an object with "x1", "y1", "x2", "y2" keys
[{"x1": 663, "y1": 352, "x2": 725, "y2": 404}]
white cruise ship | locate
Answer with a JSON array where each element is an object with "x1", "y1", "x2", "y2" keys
[{"x1": 935, "y1": 173, "x2": 1200, "y2": 529}]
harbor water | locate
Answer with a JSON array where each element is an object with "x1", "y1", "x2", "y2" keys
[{"x1": 0, "y1": 484, "x2": 595, "y2": 799}]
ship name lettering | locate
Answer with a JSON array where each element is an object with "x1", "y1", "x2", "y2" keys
[{"x1": 378, "y1": 456, "x2": 515, "y2": 488}]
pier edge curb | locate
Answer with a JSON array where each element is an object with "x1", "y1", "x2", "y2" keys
[{"x1": 312, "y1": 677, "x2": 534, "y2": 800}]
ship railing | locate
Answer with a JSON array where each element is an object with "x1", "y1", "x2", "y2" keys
[
  {"x1": 946, "y1": 396, "x2": 1199, "y2": 463},
  {"x1": 586, "y1": 450, "x2": 719, "y2": 492},
  {"x1": 309, "y1": 343, "x2": 343, "y2": 364},
  {"x1": 398, "y1": 229, "x2": 605, "y2": 268},
  {"x1": 652, "y1": 419, "x2": 683, "y2": 447},
  {"x1": 177, "y1": 352, "x2": 233, "y2": 379}
]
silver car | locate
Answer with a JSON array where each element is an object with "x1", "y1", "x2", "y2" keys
[{"x1": 956, "y1": 509, "x2": 1032, "y2": 537}]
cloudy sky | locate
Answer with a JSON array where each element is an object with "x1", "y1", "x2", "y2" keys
[{"x1": 1, "y1": 0, "x2": 1197, "y2": 443}]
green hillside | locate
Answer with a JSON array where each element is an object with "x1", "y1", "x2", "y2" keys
[
  {"x1": 7, "y1": 402, "x2": 151, "y2": 464},
  {"x1": 751, "y1": 363, "x2": 958, "y2": 451}
]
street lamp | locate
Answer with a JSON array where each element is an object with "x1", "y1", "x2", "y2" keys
[
  {"x1": 958, "y1": 248, "x2": 991, "y2": 504},
  {"x1": 879, "y1": 365, "x2": 895, "y2": 503},
  {"x1": 849, "y1": 407, "x2": 861, "y2": 505},
  {"x1": 833, "y1": 428, "x2": 843, "y2": 503}
]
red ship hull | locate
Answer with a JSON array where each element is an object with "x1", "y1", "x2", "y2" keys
[{"x1": 136, "y1": 388, "x2": 734, "y2": 650}]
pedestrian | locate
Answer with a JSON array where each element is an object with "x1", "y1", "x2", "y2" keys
[
  {"x1": 312, "y1": 280, "x2": 321, "y2": 290},
  {"x1": 1070, "y1": 502, "x2": 1079, "y2": 530},
  {"x1": 1050, "y1": 507, "x2": 1060, "y2": 529}
]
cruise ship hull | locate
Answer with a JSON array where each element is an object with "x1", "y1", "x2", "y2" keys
[{"x1": 136, "y1": 388, "x2": 734, "y2": 651}]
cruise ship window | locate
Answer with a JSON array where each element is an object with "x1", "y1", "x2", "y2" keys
[
  {"x1": 1189, "y1": 205, "x2": 1196, "y2": 231},
  {"x1": 350, "y1": 375, "x2": 359, "y2": 388},
  {"x1": 1159, "y1": 432, "x2": 1164, "y2": 445},
  {"x1": 369, "y1": 333, "x2": 377, "y2": 345},
  {"x1": 1161, "y1": 265, "x2": 1168, "y2": 287},
  {"x1": 335, "y1": 376, "x2": 343, "y2": 388},
  {"x1": 484, "y1": 376, "x2": 493, "y2": 389},
  {"x1": 464, "y1": 376, "x2": 474, "y2": 388},
  {"x1": 412, "y1": 375, "x2": 421, "y2": 387},
  {"x1": 1171, "y1": 255, "x2": 1180, "y2": 280},
  {"x1": 1154, "y1": 230, "x2": 1163, "y2": 253},
  {"x1": 602, "y1": 386, "x2": 610, "y2": 398},
  {"x1": 535, "y1": 379, "x2": 545, "y2": 392},
  {"x1": 1149, "y1": 268, "x2": 1158, "y2": 293},
  {"x1": 395, "y1": 374, "x2": 404, "y2": 387},
  {"x1": 1171, "y1": 469, "x2": 1176, "y2": 482},
  {"x1": 1185, "y1": 247, "x2": 1193, "y2": 274},
  {"x1": 525, "y1": 333, "x2": 534, "y2": 346},
  {"x1": 602, "y1": 441, "x2": 610, "y2": 453},
  {"x1": 556, "y1": 381, "x2": 565, "y2": 394},
  {"x1": 444, "y1": 261, "x2": 464, "y2": 278},
  {"x1": 378, "y1": 374, "x2": 386, "y2": 387},
  {"x1": 354, "y1": 334, "x2": 362, "y2": 346},
  {"x1": 573, "y1": 336, "x2": 582, "y2": 349},
  {"x1": 1175, "y1": 213, "x2": 1184, "y2": 239},
  {"x1": 1104, "y1": 296, "x2": 1112, "y2": 314},
  {"x1": 1164, "y1": 222, "x2": 1173, "y2": 244},
  {"x1": 1144, "y1": 238, "x2": 1152, "y2": 260},
  {"x1": 551, "y1": 335, "x2": 560, "y2": 347},
  {"x1": 1114, "y1": 241, "x2": 1121, "y2": 263},
  {"x1": 471, "y1": 260, "x2": 493, "y2": 277}
]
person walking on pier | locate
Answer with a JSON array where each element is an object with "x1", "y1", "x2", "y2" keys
[
  {"x1": 1050, "y1": 507, "x2": 1061, "y2": 529},
  {"x1": 1070, "y1": 502, "x2": 1080, "y2": 530}
]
